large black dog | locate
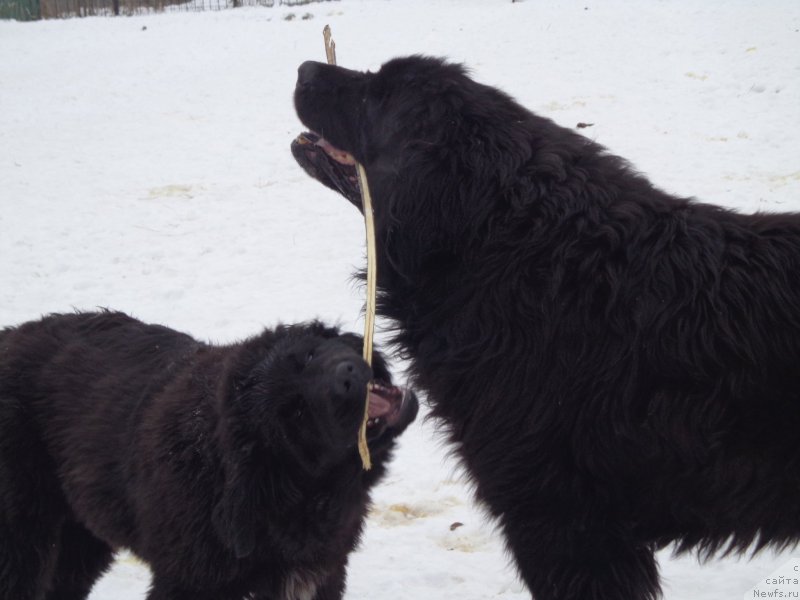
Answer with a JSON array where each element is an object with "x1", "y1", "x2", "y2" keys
[
  {"x1": 292, "y1": 56, "x2": 800, "y2": 599},
  {"x1": 0, "y1": 311, "x2": 417, "y2": 600}
]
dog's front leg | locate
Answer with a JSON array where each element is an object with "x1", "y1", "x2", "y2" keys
[{"x1": 503, "y1": 513, "x2": 661, "y2": 600}]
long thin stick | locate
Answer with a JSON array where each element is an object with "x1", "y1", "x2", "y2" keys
[
  {"x1": 323, "y1": 25, "x2": 374, "y2": 471},
  {"x1": 323, "y1": 24, "x2": 336, "y2": 65}
]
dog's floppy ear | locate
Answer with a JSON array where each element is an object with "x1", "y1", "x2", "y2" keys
[
  {"x1": 212, "y1": 444, "x2": 259, "y2": 559},
  {"x1": 212, "y1": 349, "x2": 267, "y2": 559}
]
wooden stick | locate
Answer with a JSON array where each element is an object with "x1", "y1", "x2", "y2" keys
[
  {"x1": 323, "y1": 25, "x2": 336, "y2": 66},
  {"x1": 323, "y1": 25, "x2": 374, "y2": 471}
]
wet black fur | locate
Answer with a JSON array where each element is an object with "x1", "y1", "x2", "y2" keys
[
  {"x1": 294, "y1": 56, "x2": 800, "y2": 599},
  {"x1": 0, "y1": 311, "x2": 412, "y2": 600}
]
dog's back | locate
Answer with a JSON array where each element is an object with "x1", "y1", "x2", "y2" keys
[
  {"x1": 1, "y1": 311, "x2": 198, "y2": 408},
  {"x1": 0, "y1": 312, "x2": 202, "y2": 551}
]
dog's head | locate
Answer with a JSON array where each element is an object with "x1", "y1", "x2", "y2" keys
[
  {"x1": 222, "y1": 324, "x2": 417, "y2": 471},
  {"x1": 213, "y1": 324, "x2": 417, "y2": 558},
  {"x1": 238, "y1": 329, "x2": 416, "y2": 463},
  {"x1": 292, "y1": 56, "x2": 536, "y2": 278}
]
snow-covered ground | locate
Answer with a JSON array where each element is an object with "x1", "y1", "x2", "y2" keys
[{"x1": 1, "y1": 1, "x2": 799, "y2": 598}]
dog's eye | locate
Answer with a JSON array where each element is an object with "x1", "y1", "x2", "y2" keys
[
  {"x1": 292, "y1": 406, "x2": 304, "y2": 420},
  {"x1": 305, "y1": 351, "x2": 314, "y2": 365}
]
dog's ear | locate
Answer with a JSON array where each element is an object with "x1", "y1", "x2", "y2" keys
[{"x1": 212, "y1": 445, "x2": 259, "y2": 559}]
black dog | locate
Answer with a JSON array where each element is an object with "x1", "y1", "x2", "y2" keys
[
  {"x1": 293, "y1": 56, "x2": 800, "y2": 600},
  {"x1": 0, "y1": 311, "x2": 417, "y2": 600}
]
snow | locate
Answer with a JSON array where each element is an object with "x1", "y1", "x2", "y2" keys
[{"x1": 1, "y1": 1, "x2": 799, "y2": 598}]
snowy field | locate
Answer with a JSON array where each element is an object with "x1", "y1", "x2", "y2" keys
[{"x1": 1, "y1": 1, "x2": 799, "y2": 598}]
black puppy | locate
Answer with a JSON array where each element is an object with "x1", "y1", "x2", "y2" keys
[
  {"x1": 0, "y1": 311, "x2": 417, "y2": 600},
  {"x1": 293, "y1": 56, "x2": 800, "y2": 600}
]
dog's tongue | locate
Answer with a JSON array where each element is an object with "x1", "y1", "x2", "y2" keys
[
  {"x1": 296, "y1": 131, "x2": 356, "y2": 165},
  {"x1": 316, "y1": 137, "x2": 356, "y2": 165},
  {"x1": 368, "y1": 390, "x2": 393, "y2": 419}
]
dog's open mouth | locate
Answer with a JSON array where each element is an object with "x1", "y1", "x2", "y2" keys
[
  {"x1": 291, "y1": 132, "x2": 362, "y2": 208},
  {"x1": 366, "y1": 381, "x2": 414, "y2": 441}
]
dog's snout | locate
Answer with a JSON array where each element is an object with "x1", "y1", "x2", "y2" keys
[{"x1": 297, "y1": 60, "x2": 324, "y2": 89}]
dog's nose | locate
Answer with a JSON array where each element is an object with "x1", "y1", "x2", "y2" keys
[
  {"x1": 333, "y1": 360, "x2": 362, "y2": 397},
  {"x1": 333, "y1": 359, "x2": 370, "y2": 396},
  {"x1": 297, "y1": 60, "x2": 324, "y2": 88}
]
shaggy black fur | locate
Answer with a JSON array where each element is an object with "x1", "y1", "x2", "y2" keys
[
  {"x1": 292, "y1": 56, "x2": 800, "y2": 600},
  {"x1": 0, "y1": 311, "x2": 417, "y2": 600}
]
